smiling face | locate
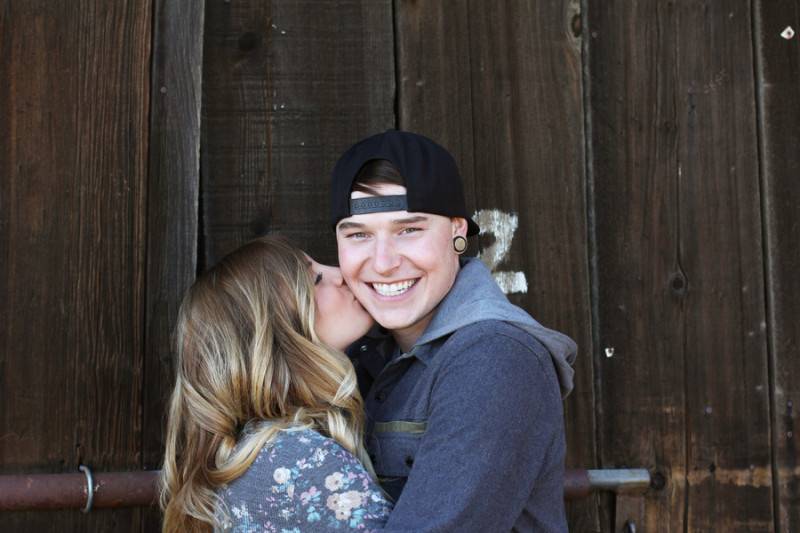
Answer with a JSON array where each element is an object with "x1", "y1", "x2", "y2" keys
[
  {"x1": 336, "y1": 184, "x2": 468, "y2": 351},
  {"x1": 307, "y1": 257, "x2": 374, "y2": 351}
]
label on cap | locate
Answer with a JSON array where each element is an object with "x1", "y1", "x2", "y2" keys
[{"x1": 350, "y1": 195, "x2": 408, "y2": 215}]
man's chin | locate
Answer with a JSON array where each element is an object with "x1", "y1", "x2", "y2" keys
[{"x1": 371, "y1": 314, "x2": 415, "y2": 333}]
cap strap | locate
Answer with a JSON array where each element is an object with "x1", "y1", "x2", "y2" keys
[{"x1": 350, "y1": 195, "x2": 408, "y2": 215}]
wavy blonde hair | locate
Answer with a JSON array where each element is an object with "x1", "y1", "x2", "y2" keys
[{"x1": 160, "y1": 235, "x2": 373, "y2": 532}]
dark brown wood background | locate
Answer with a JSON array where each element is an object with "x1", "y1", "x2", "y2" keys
[{"x1": 1, "y1": 1, "x2": 798, "y2": 531}]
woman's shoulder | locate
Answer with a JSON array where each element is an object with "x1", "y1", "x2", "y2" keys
[
  {"x1": 227, "y1": 426, "x2": 356, "y2": 485},
  {"x1": 262, "y1": 427, "x2": 361, "y2": 473},
  {"x1": 217, "y1": 426, "x2": 391, "y2": 532},
  {"x1": 264, "y1": 427, "x2": 387, "y2": 501},
  {"x1": 270, "y1": 426, "x2": 341, "y2": 458}
]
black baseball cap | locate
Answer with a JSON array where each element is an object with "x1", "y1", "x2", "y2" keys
[{"x1": 330, "y1": 130, "x2": 480, "y2": 236}]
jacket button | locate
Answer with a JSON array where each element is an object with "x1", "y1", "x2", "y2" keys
[
  {"x1": 360, "y1": 344, "x2": 368, "y2": 352},
  {"x1": 375, "y1": 390, "x2": 386, "y2": 402},
  {"x1": 404, "y1": 456, "x2": 414, "y2": 467}
]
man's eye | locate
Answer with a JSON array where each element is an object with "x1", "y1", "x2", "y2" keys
[
  {"x1": 314, "y1": 272, "x2": 322, "y2": 285},
  {"x1": 347, "y1": 232, "x2": 368, "y2": 239},
  {"x1": 401, "y1": 227, "x2": 422, "y2": 235}
]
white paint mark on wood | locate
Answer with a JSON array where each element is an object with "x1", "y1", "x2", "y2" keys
[
  {"x1": 473, "y1": 209, "x2": 528, "y2": 294},
  {"x1": 474, "y1": 209, "x2": 518, "y2": 270},
  {"x1": 493, "y1": 271, "x2": 528, "y2": 294}
]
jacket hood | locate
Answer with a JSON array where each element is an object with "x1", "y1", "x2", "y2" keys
[{"x1": 413, "y1": 257, "x2": 578, "y2": 398}]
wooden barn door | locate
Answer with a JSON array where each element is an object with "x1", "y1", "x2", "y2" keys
[
  {"x1": 3, "y1": 1, "x2": 799, "y2": 532},
  {"x1": 587, "y1": 1, "x2": 798, "y2": 531},
  {"x1": 0, "y1": 1, "x2": 201, "y2": 530}
]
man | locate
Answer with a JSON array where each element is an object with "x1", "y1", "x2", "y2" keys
[{"x1": 330, "y1": 130, "x2": 577, "y2": 532}]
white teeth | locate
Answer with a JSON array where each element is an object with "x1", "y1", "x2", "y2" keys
[{"x1": 372, "y1": 279, "x2": 416, "y2": 297}]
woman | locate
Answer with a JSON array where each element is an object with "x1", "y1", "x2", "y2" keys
[{"x1": 160, "y1": 235, "x2": 391, "y2": 532}]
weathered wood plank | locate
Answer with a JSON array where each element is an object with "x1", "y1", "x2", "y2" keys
[
  {"x1": 395, "y1": 0, "x2": 474, "y2": 189},
  {"x1": 201, "y1": 0, "x2": 395, "y2": 267},
  {"x1": 396, "y1": 1, "x2": 597, "y2": 530},
  {"x1": 589, "y1": 0, "x2": 772, "y2": 530},
  {"x1": 754, "y1": 1, "x2": 800, "y2": 532},
  {"x1": 0, "y1": 1, "x2": 152, "y2": 530},
  {"x1": 141, "y1": 0, "x2": 205, "y2": 530}
]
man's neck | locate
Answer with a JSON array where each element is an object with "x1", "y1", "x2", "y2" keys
[{"x1": 391, "y1": 313, "x2": 434, "y2": 353}]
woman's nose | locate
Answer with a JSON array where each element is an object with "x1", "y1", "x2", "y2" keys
[{"x1": 323, "y1": 265, "x2": 345, "y2": 286}]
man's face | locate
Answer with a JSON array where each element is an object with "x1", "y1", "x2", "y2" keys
[{"x1": 336, "y1": 184, "x2": 467, "y2": 347}]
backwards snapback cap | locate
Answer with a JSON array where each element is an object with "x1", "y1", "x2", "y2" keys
[{"x1": 330, "y1": 130, "x2": 480, "y2": 236}]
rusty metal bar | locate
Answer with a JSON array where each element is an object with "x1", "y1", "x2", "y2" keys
[
  {"x1": 0, "y1": 468, "x2": 649, "y2": 511},
  {"x1": 0, "y1": 470, "x2": 158, "y2": 511},
  {"x1": 564, "y1": 468, "x2": 592, "y2": 500}
]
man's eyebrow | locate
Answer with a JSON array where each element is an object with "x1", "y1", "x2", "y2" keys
[
  {"x1": 337, "y1": 215, "x2": 428, "y2": 231},
  {"x1": 392, "y1": 215, "x2": 428, "y2": 225},
  {"x1": 337, "y1": 221, "x2": 365, "y2": 231}
]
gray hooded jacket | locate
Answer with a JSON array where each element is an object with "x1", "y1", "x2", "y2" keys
[
  {"x1": 414, "y1": 257, "x2": 577, "y2": 398},
  {"x1": 351, "y1": 257, "x2": 576, "y2": 532}
]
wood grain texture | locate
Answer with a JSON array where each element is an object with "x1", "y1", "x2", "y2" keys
[
  {"x1": 200, "y1": 0, "x2": 395, "y2": 267},
  {"x1": 141, "y1": 0, "x2": 205, "y2": 530},
  {"x1": 589, "y1": 0, "x2": 772, "y2": 530},
  {"x1": 396, "y1": 1, "x2": 597, "y2": 530},
  {"x1": 0, "y1": 0, "x2": 152, "y2": 530},
  {"x1": 754, "y1": 1, "x2": 800, "y2": 532}
]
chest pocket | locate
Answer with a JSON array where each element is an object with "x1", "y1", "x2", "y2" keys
[{"x1": 370, "y1": 420, "x2": 427, "y2": 498}]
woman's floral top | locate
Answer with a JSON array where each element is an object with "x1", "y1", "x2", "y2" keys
[{"x1": 215, "y1": 427, "x2": 392, "y2": 532}]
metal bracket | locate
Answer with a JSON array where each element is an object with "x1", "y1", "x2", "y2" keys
[{"x1": 79, "y1": 465, "x2": 94, "y2": 513}]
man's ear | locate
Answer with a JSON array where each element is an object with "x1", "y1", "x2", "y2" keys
[{"x1": 451, "y1": 217, "x2": 468, "y2": 237}]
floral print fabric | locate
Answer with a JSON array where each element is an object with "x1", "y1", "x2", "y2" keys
[{"x1": 215, "y1": 428, "x2": 391, "y2": 532}]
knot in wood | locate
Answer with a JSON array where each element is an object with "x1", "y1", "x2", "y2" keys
[
  {"x1": 669, "y1": 272, "x2": 687, "y2": 295},
  {"x1": 650, "y1": 471, "x2": 666, "y2": 491}
]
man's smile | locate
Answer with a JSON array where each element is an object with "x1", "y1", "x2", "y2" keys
[{"x1": 369, "y1": 278, "x2": 420, "y2": 298}]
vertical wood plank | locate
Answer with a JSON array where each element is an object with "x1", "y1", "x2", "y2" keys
[
  {"x1": 754, "y1": 1, "x2": 800, "y2": 531},
  {"x1": 396, "y1": 1, "x2": 597, "y2": 530},
  {"x1": 396, "y1": 0, "x2": 474, "y2": 188},
  {"x1": 201, "y1": 0, "x2": 395, "y2": 267},
  {"x1": 589, "y1": 0, "x2": 772, "y2": 530},
  {"x1": 141, "y1": 0, "x2": 204, "y2": 530},
  {"x1": 676, "y1": 4, "x2": 772, "y2": 528},
  {"x1": 0, "y1": 1, "x2": 151, "y2": 530}
]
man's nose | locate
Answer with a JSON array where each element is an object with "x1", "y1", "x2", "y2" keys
[{"x1": 373, "y1": 237, "x2": 401, "y2": 275}]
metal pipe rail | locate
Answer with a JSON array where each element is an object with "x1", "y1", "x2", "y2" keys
[
  {"x1": 0, "y1": 468, "x2": 651, "y2": 512},
  {"x1": 0, "y1": 470, "x2": 159, "y2": 512},
  {"x1": 564, "y1": 468, "x2": 651, "y2": 500}
]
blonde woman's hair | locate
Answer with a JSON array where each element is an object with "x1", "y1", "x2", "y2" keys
[{"x1": 159, "y1": 235, "x2": 373, "y2": 532}]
